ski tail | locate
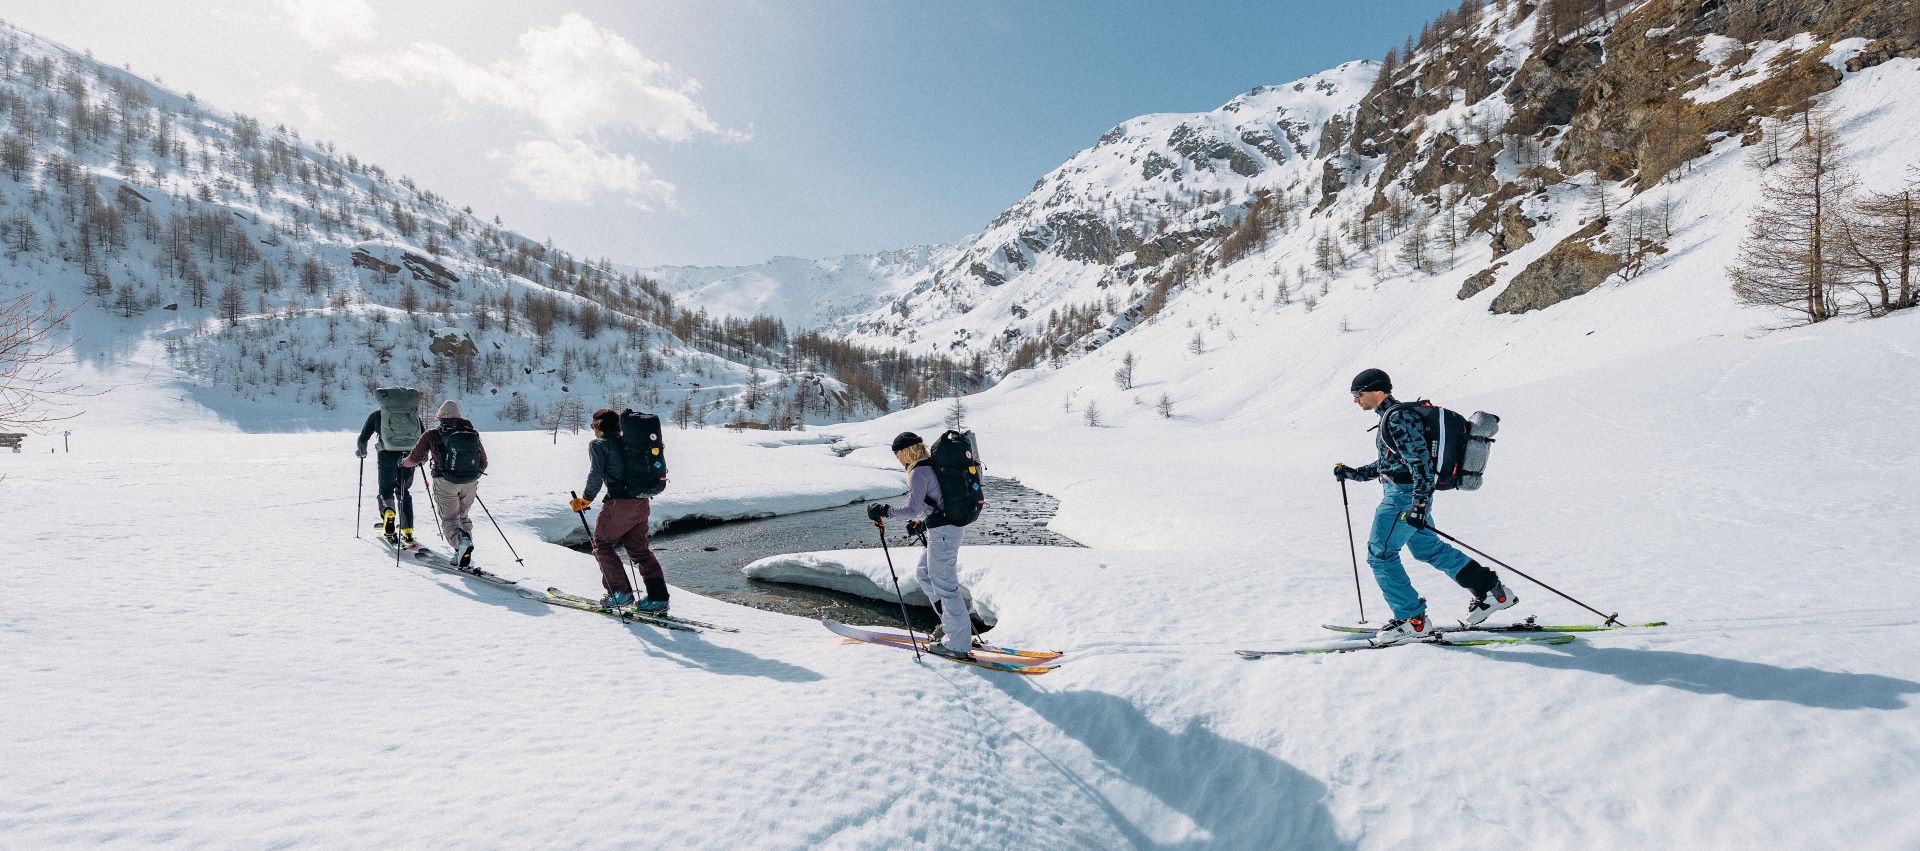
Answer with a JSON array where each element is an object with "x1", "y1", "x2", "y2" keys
[{"x1": 824, "y1": 619, "x2": 1056, "y2": 674}]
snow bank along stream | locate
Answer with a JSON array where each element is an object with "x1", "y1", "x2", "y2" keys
[{"x1": 564, "y1": 476, "x2": 1079, "y2": 629}]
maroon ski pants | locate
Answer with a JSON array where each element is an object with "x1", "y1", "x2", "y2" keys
[{"x1": 593, "y1": 497, "x2": 666, "y2": 598}]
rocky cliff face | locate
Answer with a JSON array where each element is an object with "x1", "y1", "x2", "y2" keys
[{"x1": 640, "y1": 1, "x2": 1917, "y2": 374}]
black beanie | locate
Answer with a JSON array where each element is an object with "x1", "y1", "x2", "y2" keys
[
  {"x1": 890, "y1": 432, "x2": 923, "y2": 453},
  {"x1": 1350, "y1": 368, "x2": 1392, "y2": 394}
]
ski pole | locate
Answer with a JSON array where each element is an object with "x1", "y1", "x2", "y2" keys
[
  {"x1": 572, "y1": 491, "x2": 636, "y2": 600},
  {"x1": 1340, "y1": 479, "x2": 1367, "y2": 624},
  {"x1": 391, "y1": 482, "x2": 403, "y2": 570},
  {"x1": 571, "y1": 491, "x2": 595, "y2": 544},
  {"x1": 1428, "y1": 525, "x2": 1622, "y2": 627},
  {"x1": 874, "y1": 520, "x2": 922, "y2": 660},
  {"x1": 420, "y1": 464, "x2": 448, "y2": 551},
  {"x1": 473, "y1": 492, "x2": 524, "y2": 566},
  {"x1": 355, "y1": 454, "x2": 366, "y2": 539}
]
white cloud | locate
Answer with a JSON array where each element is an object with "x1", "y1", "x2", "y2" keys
[
  {"x1": 275, "y1": 0, "x2": 376, "y2": 49},
  {"x1": 336, "y1": 13, "x2": 745, "y2": 144},
  {"x1": 254, "y1": 85, "x2": 331, "y2": 137},
  {"x1": 495, "y1": 139, "x2": 676, "y2": 208},
  {"x1": 332, "y1": 13, "x2": 738, "y2": 208}
]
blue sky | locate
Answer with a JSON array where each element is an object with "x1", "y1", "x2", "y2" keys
[{"x1": 8, "y1": 1, "x2": 1458, "y2": 267}]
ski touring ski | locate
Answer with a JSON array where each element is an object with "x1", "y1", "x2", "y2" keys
[
  {"x1": 528, "y1": 588, "x2": 738, "y2": 633},
  {"x1": 836, "y1": 625, "x2": 1064, "y2": 660},
  {"x1": 371, "y1": 536, "x2": 519, "y2": 588},
  {"x1": 824, "y1": 619, "x2": 1058, "y2": 674},
  {"x1": 1320, "y1": 616, "x2": 1666, "y2": 636},
  {"x1": 1235, "y1": 633, "x2": 1576, "y2": 658}
]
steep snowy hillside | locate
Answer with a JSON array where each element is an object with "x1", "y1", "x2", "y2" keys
[
  {"x1": 0, "y1": 24, "x2": 982, "y2": 432},
  {"x1": 801, "y1": 0, "x2": 1919, "y2": 371},
  {"x1": 838, "y1": 60, "x2": 1379, "y2": 359}
]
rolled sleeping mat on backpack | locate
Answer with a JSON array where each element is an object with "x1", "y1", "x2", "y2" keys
[{"x1": 1456, "y1": 411, "x2": 1501, "y2": 491}]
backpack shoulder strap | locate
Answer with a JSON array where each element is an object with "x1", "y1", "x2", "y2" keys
[{"x1": 1378, "y1": 400, "x2": 1431, "y2": 455}]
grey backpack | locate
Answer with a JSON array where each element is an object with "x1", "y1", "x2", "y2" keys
[{"x1": 374, "y1": 388, "x2": 424, "y2": 452}]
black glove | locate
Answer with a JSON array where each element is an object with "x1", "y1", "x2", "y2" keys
[
  {"x1": 866, "y1": 503, "x2": 889, "y2": 522},
  {"x1": 905, "y1": 520, "x2": 925, "y2": 538},
  {"x1": 1333, "y1": 463, "x2": 1352, "y2": 482},
  {"x1": 356, "y1": 447, "x2": 368, "y2": 459},
  {"x1": 1403, "y1": 503, "x2": 1430, "y2": 530}
]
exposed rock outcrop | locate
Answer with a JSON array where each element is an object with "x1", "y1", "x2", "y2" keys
[
  {"x1": 351, "y1": 249, "x2": 399, "y2": 275},
  {"x1": 1458, "y1": 264, "x2": 1501, "y2": 300},
  {"x1": 1490, "y1": 220, "x2": 1621, "y2": 314},
  {"x1": 1490, "y1": 204, "x2": 1536, "y2": 258},
  {"x1": 402, "y1": 252, "x2": 459, "y2": 289},
  {"x1": 428, "y1": 329, "x2": 478, "y2": 359}
]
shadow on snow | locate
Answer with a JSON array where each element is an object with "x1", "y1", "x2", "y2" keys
[
  {"x1": 623, "y1": 623, "x2": 826, "y2": 684},
  {"x1": 986, "y1": 676, "x2": 1351, "y2": 850},
  {"x1": 1467, "y1": 642, "x2": 1920, "y2": 710}
]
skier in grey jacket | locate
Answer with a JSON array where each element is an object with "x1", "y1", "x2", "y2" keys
[{"x1": 866, "y1": 431, "x2": 976, "y2": 660}]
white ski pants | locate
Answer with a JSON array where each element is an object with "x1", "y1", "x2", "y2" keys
[{"x1": 916, "y1": 525, "x2": 970, "y2": 652}]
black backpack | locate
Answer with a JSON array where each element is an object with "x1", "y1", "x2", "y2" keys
[
  {"x1": 436, "y1": 421, "x2": 484, "y2": 484},
  {"x1": 923, "y1": 430, "x2": 985, "y2": 528},
  {"x1": 609, "y1": 410, "x2": 668, "y2": 499},
  {"x1": 1382, "y1": 400, "x2": 1472, "y2": 491}
]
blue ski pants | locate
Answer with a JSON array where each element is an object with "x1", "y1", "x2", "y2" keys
[{"x1": 1367, "y1": 483, "x2": 1472, "y2": 621}]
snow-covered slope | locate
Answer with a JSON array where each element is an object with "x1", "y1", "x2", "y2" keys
[
  {"x1": 839, "y1": 60, "x2": 1381, "y2": 358},
  {"x1": 638, "y1": 244, "x2": 958, "y2": 333},
  {"x1": 0, "y1": 23, "x2": 972, "y2": 432}
]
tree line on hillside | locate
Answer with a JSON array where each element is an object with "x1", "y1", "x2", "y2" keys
[{"x1": 0, "y1": 33, "x2": 984, "y2": 424}]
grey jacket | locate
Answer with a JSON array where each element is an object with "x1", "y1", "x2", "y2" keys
[{"x1": 582, "y1": 437, "x2": 626, "y2": 502}]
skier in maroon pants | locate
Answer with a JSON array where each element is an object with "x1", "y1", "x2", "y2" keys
[{"x1": 568, "y1": 408, "x2": 670, "y2": 613}]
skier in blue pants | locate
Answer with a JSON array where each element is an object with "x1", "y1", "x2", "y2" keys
[{"x1": 1335, "y1": 368, "x2": 1516, "y2": 644}]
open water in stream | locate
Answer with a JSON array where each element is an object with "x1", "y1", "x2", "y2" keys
[{"x1": 568, "y1": 477, "x2": 1079, "y2": 630}]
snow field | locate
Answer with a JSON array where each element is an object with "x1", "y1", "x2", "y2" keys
[
  {"x1": 0, "y1": 419, "x2": 1147, "y2": 849},
  {"x1": 806, "y1": 267, "x2": 1920, "y2": 846}
]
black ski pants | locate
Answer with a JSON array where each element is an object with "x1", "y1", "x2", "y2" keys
[{"x1": 375, "y1": 449, "x2": 416, "y2": 529}]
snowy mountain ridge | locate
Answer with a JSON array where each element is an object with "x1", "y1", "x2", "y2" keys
[
  {"x1": 670, "y1": 0, "x2": 1916, "y2": 384},
  {"x1": 0, "y1": 21, "x2": 983, "y2": 433},
  {"x1": 635, "y1": 242, "x2": 960, "y2": 333}
]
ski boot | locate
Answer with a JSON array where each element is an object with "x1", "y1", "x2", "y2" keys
[
  {"x1": 1463, "y1": 583, "x2": 1518, "y2": 627},
  {"x1": 598, "y1": 590, "x2": 635, "y2": 609},
  {"x1": 633, "y1": 597, "x2": 670, "y2": 615},
  {"x1": 1373, "y1": 614, "x2": 1435, "y2": 646},
  {"x1": 397, "y1": 527, "x2": 418, "y2": 548},
  {"x1": 929, "y1": 625, "x2": 984, "y2": 650},
  {"x1": 379, "y1": 509, "x2": 399, "y2": 543},
  {"x1": 927, "y1": 642, "x2": 976, "y2": 663},
  {"x1": 455, "y1": 535, "x2": 475, "y2": 569}
]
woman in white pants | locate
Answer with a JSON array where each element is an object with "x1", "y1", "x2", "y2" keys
[{"x1": 865, "y1": 431, "x2": 974, "y2": 661}]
